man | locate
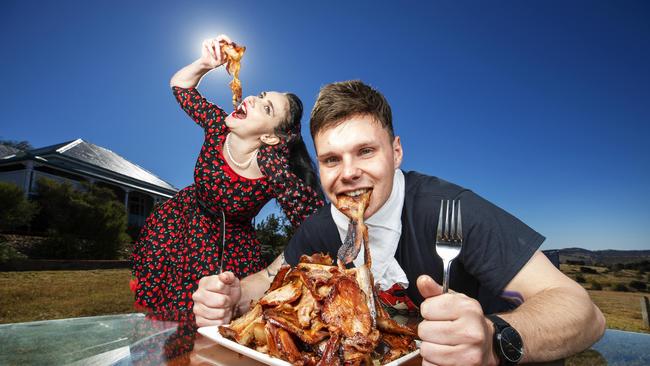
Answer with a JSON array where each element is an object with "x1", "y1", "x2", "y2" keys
[{"x1": 192, "y1": 80, "x2": 605, "y2": 365}]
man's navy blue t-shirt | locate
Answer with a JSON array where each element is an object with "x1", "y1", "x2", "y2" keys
[{"x1": 284, "y1": 170, "x2": 545, "y2": 314}]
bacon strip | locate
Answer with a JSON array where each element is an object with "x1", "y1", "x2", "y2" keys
[{"x1": 220, "y1": 41, "x2": 245, "y2": 109}]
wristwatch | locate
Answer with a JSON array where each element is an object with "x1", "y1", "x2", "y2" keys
[{"x1": 487, "y1": 314, "x2": 524, "y2": 365}]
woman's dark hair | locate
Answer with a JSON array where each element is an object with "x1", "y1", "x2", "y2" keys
[{"x1": 275, "y1": 93, "x2": 325, "y2": 201}]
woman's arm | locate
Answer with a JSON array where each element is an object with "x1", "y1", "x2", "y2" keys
[
  {"x1": 171, "y1": 36, "x2": 233, "y2": 132},
  {"x1": 170, "y1": 36, "x2": 229, "y2": 88},
  {"x1": 170, "y1": 59, "x2": 214, "y2": 89},
  {"x1": 169, "y1": 35, "x2": 232, "y2": 89},
  {"x1": 257, "y1": 144, "x2": 325, "y2": 227},
  {"x1": 274, "y1": 173, "x2": 325, "y2": 227}
]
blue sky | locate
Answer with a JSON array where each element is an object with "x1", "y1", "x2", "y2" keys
[{"x1": 1, "y1": 1, "x2": 648, "y2": 251}]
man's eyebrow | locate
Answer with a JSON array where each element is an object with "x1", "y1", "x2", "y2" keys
[
  {"x1": 316, "y1": 141, "x2": 377, "y2": 159},
  {"x1": 316, "y1": 151, "x2": 335, "y2": 159}
]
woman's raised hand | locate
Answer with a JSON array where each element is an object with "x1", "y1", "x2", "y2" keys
[{"x1": 198, "y1": 34, "x2": 234, "y2": 70}]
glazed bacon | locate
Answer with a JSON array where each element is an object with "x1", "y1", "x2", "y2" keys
[
  {"x1": 219, "y1": 40, "x2": 246, "y2": 109},
  {"x1": 335, "y1": 191, "x2": 372, "y2": 267},
  {"x1": 219, "y1": 189, "x2": 417, "y2": 365},
  {"x1": 218, "y1": 254, "x2": 416, "y2": 365}
]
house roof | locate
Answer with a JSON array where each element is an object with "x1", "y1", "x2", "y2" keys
[
  {"x1": 3, "y1": 139, "x2": 178, "y2": 192},
  {"x1": 0, "y1": 144, "x2": 20, "y2": 158}
]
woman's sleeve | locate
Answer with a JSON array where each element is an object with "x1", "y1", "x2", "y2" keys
[
  {"x1": 272, "y1": 171, "x2": 325, "y2": 228},
  {"x1": 172, "y1": 86, "x2": 228, "y2": 135},
  {"x1": 257, "y1": 144, "x2": 325, "y2": 227}
]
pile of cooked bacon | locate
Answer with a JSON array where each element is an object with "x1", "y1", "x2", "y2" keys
[{"x1": 219, "y1": 253, "x2": 416, "y2": 365}]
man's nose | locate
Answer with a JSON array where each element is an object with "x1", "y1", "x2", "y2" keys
[{"x1": 341, "y1": 159, "x2": 361, "y2": 182}]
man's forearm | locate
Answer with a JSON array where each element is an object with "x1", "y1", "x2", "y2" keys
[
  {"x1": 235, "y1": 253, "x2": 287, "y2": 314},
  {"x1": 170, "y1": 59, "x2": 212, "y2": 88},
  {"x1": 500, "y1": 285, "x2": 605, "y2": 363}
]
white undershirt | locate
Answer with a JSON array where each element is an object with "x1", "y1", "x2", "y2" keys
[{"x1": 331, "y1": 169, "x2": 409, "y2": 290}]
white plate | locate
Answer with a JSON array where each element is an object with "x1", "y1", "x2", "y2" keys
[{"x1": 198, "y1": 325, "x2": 420, "y2": 366}]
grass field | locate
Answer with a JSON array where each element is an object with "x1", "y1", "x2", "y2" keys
[
  {"x1": 562, "y1": 264, "x2": 650, "y2": 333},
  {"x1": 1, "y1": 267, "x2": 649, "y2": 334},
  {"x1": 0, "y1": 269, "x2": 134, "y2": 324},
  {"x1": 588, "y1": 290, "x2": 649, "y2": 333}
]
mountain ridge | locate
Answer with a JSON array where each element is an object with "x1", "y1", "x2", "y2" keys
[{"x1": 545, "y1": 247, "x2": 650, "y2": 265}]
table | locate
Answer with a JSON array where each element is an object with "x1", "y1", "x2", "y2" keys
[{"x1": 1, "y1": 313, "x2": 649, "y2": 365}]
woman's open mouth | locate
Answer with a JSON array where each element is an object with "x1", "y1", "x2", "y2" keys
[{"x1": 232, "y1": 101, "x2": 247, "y2": 119}]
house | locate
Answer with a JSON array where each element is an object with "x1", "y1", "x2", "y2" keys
[{"x1": 0, "y1": 139, "x2": 178, "y2": 227}]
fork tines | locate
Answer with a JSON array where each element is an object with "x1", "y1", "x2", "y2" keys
[{"x1": 437, "y1": 199, "x2": 463, "y2": 242}]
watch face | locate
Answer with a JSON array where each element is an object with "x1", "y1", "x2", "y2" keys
[{"x1": 499, "y1": 327, "x2": 524, "y2": 363}]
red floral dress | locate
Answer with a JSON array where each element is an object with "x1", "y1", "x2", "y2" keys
[{"x1": 132, "y1": 87, "x2": 324, "y2": 319}]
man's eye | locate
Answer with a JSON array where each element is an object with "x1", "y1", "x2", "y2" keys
[
  {"x1": 323, "y1": 157, "x2": 339, "y2": 165},
  {"x1": 264, "y1": 105, "x2": 270, "y2": 114},
  {"x1": 360, "y1": 148, "x2": 374, "y2": 155}
]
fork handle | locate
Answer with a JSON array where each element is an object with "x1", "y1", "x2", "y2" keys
[{"x1": 442, "y1": 260, "x2": 451, "y2": 293}]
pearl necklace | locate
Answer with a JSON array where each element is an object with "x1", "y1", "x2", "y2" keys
[{"x1": 225, "y1": 133, "x2": 258, "y2": 169}]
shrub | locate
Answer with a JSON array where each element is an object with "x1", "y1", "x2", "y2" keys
[
  {"x1": 31, "y1": 178, "x2": 130, "y2": 259},
  {"x1": 590, "y1": 281, "x2": 603, "y2": 291},
  {"x1": 0, "y1": 182, "x2": 38, "y2": 231},
  {"x1": 567, "y1": 260, "x2": 586, "y2": 265},
  {"x1": 628, "y1": 280, "x2": 647, "y2": 291},
  {"x1": 0, "y1": 241, "x2": 27, "y2": 263},
  {"x1": 575, "y1": 275, "x2": 587, "y2": 283},
  {"x1": 613, "y1": 283, "x2": 629, "y2": 292},
  {"x1": 256, "y1": 214, "x2": 292, "y2": 264},
  {"x1": 580, "y1": 266, "x2": 598, "y2": 274}
]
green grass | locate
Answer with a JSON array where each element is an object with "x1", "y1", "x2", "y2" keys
[{"x1": 0, "y1": 269, "x2": 135, "y2": 324}]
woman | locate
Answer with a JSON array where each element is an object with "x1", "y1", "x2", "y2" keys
[{"x1": 132, "y1": 35, "x2": 324, "y2": 320}]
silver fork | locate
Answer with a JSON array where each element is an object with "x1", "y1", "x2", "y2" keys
[{"x1": 435, "y1": 199, "x2": 463, "y2": 293}]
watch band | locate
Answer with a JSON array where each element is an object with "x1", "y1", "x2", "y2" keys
[
  {"x1": 487, "y1": 314, "x2": 510, "y2": 329},
  {"x1": 487, "y1": 314, "x2": 524, "y2": 365}
]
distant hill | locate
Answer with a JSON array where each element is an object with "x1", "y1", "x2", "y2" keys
[{"x1": 552, "y1": 247, "x2": 650, "y2": 265}]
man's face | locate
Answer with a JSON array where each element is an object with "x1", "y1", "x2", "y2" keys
[{"x1": 314, "y1": 114, "x2": 403, "y2": 219}]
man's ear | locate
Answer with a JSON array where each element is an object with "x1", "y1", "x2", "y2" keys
[
  {"x1": 261, "y1": 134, "x2": 280, "y2": 146},
  {"x1": 393, "y1": 136, "x2": 403, "y2": 169}
]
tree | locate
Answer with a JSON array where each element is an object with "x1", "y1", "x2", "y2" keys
[
  {"x1": 0, "y1": 182, "x2": 38, "y2": 231},
  {"x1": 0, "y1": 139, "x2": 33, "y2": 151},
  {"x1": 32, "y1": 178, "x2": 130, "y2": 259},
  {"x1": 255, "y1": 214, "x2": 293, "y2": 264}
]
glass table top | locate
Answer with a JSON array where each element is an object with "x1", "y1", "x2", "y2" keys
[{"x1": 0, "y1": 313, "x2": 648, "y2": 365}]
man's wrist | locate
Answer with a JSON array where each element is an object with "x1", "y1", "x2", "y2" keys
[
  {"x1": 485, "y1": 316, "x2": 501, "y2": 366},
  {"x1": 487, "y1": 314, "x2": 524, "y2": 365}
]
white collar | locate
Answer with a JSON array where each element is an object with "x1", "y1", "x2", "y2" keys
[{"x1": 331, "y1": 169, "x2": 408, "y2": 290}]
